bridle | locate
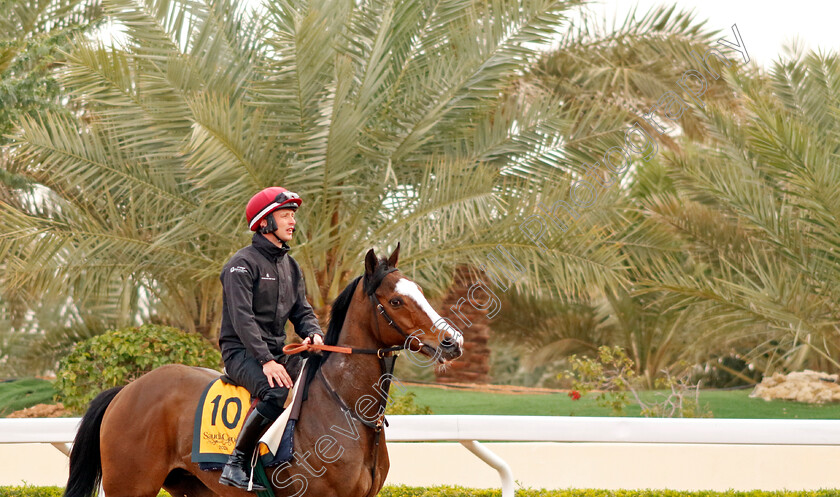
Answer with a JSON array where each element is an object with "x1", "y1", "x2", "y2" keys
[
  {"x1": 283, "y1": 295, "x2": 428, "y2": 358},
  {"x1": 282, "y1": 267, "x2": 428, "y2": 490},
  {"x1": 282, "y1": 268, "x2": 418, "y2": 359}
]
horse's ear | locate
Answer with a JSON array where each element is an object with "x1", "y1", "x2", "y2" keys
[
  {"x1": 365, "y1": 249, "x2": 378, "y2": 275},
  {"x1": 387, "y1": 242, "x2": 400, "y2": 268}
]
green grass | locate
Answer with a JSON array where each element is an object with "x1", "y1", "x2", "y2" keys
[
  {"x1": 0, "y1": 378, "x2": 57, "y2": 416},
  {"x1": 2, "y1": 377, "x2": 839, "y2": 420},
  {"x1": 402, "y1": 386, "x2": 840, "y2": 419}
]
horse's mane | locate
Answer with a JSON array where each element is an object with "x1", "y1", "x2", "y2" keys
[
  {"x1": 324, "y1": 276, "x2": 362, "y2": 347},
  {"x1": 324, "y1": 257, "x2": 394, "y2": 347}
]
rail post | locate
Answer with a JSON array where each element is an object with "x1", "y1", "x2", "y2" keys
[{"x1": 459, "y1": 440, "x2": 515, "y2": 497}]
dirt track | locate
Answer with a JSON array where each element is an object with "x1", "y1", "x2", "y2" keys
[
  {"x1": 402, "y1": 380, "x2": 565, "y2": 395},
  {"x1": 7, "y1": 403, "x2": 71, "y2": 418}
]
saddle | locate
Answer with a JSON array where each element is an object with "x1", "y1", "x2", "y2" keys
[{"x1": 191, "y1": 358, "x2": 308, "y2": 470}]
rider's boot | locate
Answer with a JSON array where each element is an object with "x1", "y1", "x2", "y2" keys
[{"x1": 219, "y1": 408, "x2": 273, "y2": 491}]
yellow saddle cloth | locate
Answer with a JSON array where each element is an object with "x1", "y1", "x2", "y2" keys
[{"x1": 191, "y1": 378, "x2": 269, "y2": 465}]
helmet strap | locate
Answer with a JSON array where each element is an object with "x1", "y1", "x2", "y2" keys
[
  {"x1": 258, "y1": 213, "x2": 288, "y2": 245},
  {"x1": 259, "y1": 214, "x2": 278, "y2": 235}
]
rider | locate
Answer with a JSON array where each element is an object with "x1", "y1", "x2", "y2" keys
[{"x1": 218, "y1": 186, "x2": 324, "y2": 491}]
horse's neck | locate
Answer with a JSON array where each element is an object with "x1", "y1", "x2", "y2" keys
[{"x1": 320, "y1": 291, "x2": 390, "y2": 411}]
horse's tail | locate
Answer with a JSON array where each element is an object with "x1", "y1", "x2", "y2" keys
[{"x1": 64, "y1": 386, "x2": 124, "y2": 497}]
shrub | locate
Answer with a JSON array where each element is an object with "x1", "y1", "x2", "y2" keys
[
  {"x1": 386, "y1": 391, "x2": 433, "y2": 415},
  {"x1": 565, "y1": 346, "x2": 637, "y2": 415},
  {"x1": 0, "y1": 489, "x2": 169, "y2": 497},
  {"x1": 376, "y1": 487, "x2": 840, "y2": 497},
  {"x1": 565, "y1": 346, "x2": 711, "y2": 418},
  {"x1": 55, "y1": 324, "x2": 221, "y2": 413},
  {"x1": 0, "y1": 488, "x2": 63, "y2": 497},
  {"x1": 3, "y1": 487, "x2": 840, "y2": 497}
]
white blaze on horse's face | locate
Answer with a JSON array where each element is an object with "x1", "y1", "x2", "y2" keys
[{"x1": 394, "y1": 278, "x2": 464, "y2": 348}]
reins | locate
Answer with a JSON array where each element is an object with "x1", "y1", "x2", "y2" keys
[
  {"x1": 282, "y1": 342, "x2": 404, "y2": 358},
  {"x1": 282, "y1": 275, "x2": 416, "y2": 359}
]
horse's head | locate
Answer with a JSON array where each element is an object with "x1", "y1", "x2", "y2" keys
[{"x1": 363, "y1": 243, "x2": 463, "y2": 363}]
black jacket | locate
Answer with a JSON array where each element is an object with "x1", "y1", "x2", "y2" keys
[{"x1": 218, "y1": 233, "x2": 323, "y2": 365}]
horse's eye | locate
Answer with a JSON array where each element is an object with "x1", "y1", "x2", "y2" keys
[{"x1": 389, "y1": 298, "x2": 403, "y2": 307}]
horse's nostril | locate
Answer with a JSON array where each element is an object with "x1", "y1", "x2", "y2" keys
[{"x1": 439, "y1": 340, "x2": 462, "y2": 360}]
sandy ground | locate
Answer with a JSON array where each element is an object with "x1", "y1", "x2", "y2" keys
[
  {"x1": 402, "y1": 381, "x2": 565, "y2": 395},
  {"x1": 7, "y1": 403, "x2": 71, "y2": 418},
  {"x1": 5, "y1": 442, "x2": 840, "y2": 491},
  {"x1": 6, "y1": 396, "x2": 840, "y2": 491}
]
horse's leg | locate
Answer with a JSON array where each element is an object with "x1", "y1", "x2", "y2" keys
[
  {"x1": 163, "y1": 468, "x2": 219, "y2": 497},
  {"x1": 263, "y1": 378, "x2": 389, "y2": 497},
  {"x1": 99, "y1": 364, "x2": 218, "y2": 497}
]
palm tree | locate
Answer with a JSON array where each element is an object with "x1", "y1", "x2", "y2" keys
[
  {"x1": 0, "y1": 0, "x2": 104, "y2": 372},
  {"x1": 486, "y1": 6, "x2": 752, "y2": 384},
  {"x1": 1, "y1": 0, "x2": 633, "y2": 361},
  {"x1": 638, "y1": 48, "x2": 840, "y2": 374},
  {"x1": 529, "y1": 5, "x2": 744, "y2": 152}
]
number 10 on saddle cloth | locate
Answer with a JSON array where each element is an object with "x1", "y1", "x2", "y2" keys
[{"x1": 191, "y1": 367, "x2": 303, "y2": 469}]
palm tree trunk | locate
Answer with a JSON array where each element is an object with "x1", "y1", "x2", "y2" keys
[{"x1": 436, "y1": 265, "x2": 491, "y2": 384}]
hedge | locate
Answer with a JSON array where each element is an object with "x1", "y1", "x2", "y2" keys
[
  {"x1": 0, "y1": 488, "x2": 63, "y2": 497},
  {"x1": 0, "y1": 489, "x2": 167, "y2": 497},
  {"x1": 378, "y1": 488, "x2": 840, "y2": 497},
  {"x1": 3, "y1": 487, "x2": 839, "y2": 497},
  {"x1": 55, "y1": 324, "x2": 222, "y2": 412}
]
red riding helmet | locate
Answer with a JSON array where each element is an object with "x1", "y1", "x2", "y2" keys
[{"x1": 246, "y1": 187, "x2": 302, "y2": 231}]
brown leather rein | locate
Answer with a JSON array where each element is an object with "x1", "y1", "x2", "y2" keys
[
  {"x1": 283, "y1": 285, "x2": 416, "y2": 358},
  {"x1": 282, "y1": 342, "x2": 403, "y2": 358},
  {"x1": 283, "y1": 342, "x2": 352, "y2": 355}
]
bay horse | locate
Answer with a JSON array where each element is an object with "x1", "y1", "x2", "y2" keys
[{"x1": 64, "y1": 245, "x2": 463, "y2": 497}]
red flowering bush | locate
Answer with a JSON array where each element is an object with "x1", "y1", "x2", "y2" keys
[{"x1": 564, "y1": 346, "x2": 711, "y2": 418}]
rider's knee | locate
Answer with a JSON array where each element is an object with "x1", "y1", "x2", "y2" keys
[{"x1": 255, "y1": 388, "x2": 288, "y2": 420}]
